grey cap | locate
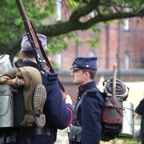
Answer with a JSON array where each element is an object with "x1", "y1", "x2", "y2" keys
[{"x1": 21, "y1": 33, "x2": 48, "y2": 51}]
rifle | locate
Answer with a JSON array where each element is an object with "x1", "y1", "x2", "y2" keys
[{"x1": 16, "y1": 0, "x2": 65, "y2": 92}]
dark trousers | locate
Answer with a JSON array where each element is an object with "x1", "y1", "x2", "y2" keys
[
  {"x1": 17, "y1": 135, "x2": 52, "y2": 144},
  {"x1": 142, "y1": 138, "x2": 144, "y2": 144},
  {"x1": 0, "y1": 134, "x2": 17, "y2": 144}
]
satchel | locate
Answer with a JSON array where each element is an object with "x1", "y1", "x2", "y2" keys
[
  {"x1": 69, "y1": 125, "x2": 82, "y2": 142},
  {"x1": 102, "y1": 97, "x2": 123, "y2": 124}
]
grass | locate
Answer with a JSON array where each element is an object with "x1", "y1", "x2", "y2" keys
[{"x1": 55, "y1": 128, "x2": 141, "y2": 144}]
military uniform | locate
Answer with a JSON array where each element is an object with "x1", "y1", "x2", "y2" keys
[
  {"x1": 17, "y1": 60, "x2": 73, "y2": 144},
  {"x1": 69, "y1": 57, "x2": 105, "y2": 144},
  {"x1": 135, "y1": 98, "x2": 144, "y2": 144},
  {"x1": 17, "y1": 34, "x2": 73, "y2": 144}
]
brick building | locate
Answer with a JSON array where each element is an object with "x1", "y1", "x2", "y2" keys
[
  {"x1": 51, "y1": 18, "x2": 144, "y2": 71},
  {"x1": 50, "y1": 1, "x2": 144, "y2": 71}
]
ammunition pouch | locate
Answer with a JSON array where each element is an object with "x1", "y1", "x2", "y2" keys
[{"x1": 69, "y1": 125, "x2": 82, "y2": 143}]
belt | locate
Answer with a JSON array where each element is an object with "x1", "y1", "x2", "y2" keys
[{"x1": 18, "y1": 127, "x2": 52, "y2": 137}]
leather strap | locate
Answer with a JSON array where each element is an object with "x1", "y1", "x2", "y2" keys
[{"x1": 74, "y1": 88, "x2": 98, "y2": 126}]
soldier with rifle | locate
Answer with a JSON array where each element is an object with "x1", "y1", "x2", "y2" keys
[
  {"x1": 0, "y1": 0, "x2": 74, "y2": 143},
  {"x1": 15, "y1": 33, "x2": 73, "y2": 144},
  {"x1": 0, "y1": 34, "x2": 73, "y2": 144}
]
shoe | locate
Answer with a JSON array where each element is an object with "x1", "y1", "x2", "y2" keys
[{"x1": 33, "y1": 84, "x2": 47, "y2": 128}]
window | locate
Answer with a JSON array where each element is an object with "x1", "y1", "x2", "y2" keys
[
  {"x1": 124, "y1": 52, "x2": 129, "y2": 70},
  {"x1": 124, "y1": 6, "x2": 129, "y2": 31},
  {"x1": 56, "y1": 0, "x2": 62, "y2": 21},
  {"x1": 56, "y1": 54, "x2": 61, "y2": 69}
]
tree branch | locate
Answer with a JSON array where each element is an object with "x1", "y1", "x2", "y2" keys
[
  {"x1": 69, "y1": 0, "x2": 100, "y2": 21},
  {"x1": 41, "y1": 9, "x2": 144, "y2": 36}
]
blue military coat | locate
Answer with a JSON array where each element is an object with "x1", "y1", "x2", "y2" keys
[
  {"x1": 71, "y1": 81, "x2": 104, "y2": 144},
  {"x1": 135, "y1": 98, "x2": 144, "y2": 140},
  {"x1": 18, "y1": 60, "x2": 73, "y2": 144}
]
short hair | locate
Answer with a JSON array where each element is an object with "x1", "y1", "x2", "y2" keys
[
  {"x1": 82, "y1": 69, "x2": 96, "y2": 79},
  {"x1": 22, "y1": 50, "x2": 35, "y2": 58}
]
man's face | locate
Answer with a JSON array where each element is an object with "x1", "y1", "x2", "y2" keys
[{"x1": 70, "y1": 69, "x2": 86, "y2": 85}]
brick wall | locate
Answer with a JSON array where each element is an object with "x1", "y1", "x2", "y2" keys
[{"x1": 50, "y1": 18, "x2": 144, "y2": 71}]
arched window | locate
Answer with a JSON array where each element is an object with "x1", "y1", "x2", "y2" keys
[{"x1": 124, "y1": 52, "x2": 129, "y2": 70}]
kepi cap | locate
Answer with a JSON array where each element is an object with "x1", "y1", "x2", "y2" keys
[
  {"x1": 70, "y1": 57, "x2": 97, "y2": 70},
  {"x1": 21, "y1": 33, "x2": 48, "y2": 51}
]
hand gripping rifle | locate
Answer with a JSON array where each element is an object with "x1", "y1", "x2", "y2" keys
[{"x1": 16, "y1": 0, "x2": 65, "y2": 92}]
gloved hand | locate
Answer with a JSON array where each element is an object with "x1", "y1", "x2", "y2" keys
[{"x1": 64, "y1": 95, "x2": 73, "y2": 105}]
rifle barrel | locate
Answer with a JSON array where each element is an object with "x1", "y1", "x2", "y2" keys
[{"x1": 16, "y1": 0, "x2": 65, "y2": 92}]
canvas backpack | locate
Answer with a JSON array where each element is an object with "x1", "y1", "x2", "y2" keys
[{"x1": 3, "y1": 66, "x2": 47, "y2": 128}]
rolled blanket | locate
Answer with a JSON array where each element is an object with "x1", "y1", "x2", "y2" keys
[
  {"x1": 16, "y1": 66, "x2": 42, "y2": 112},
  {"x1": 103, "y1": 77, "x2": 129, "y2": 100}
]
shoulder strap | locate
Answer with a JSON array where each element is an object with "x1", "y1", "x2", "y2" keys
[
  {"x1": 74, "y1": 88, "x2": 98, "y2": 125},
  {"x1": 74, "y1": 91, "x2": 86, "y2": 119}
]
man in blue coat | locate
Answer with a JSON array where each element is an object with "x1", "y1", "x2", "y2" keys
[
  {"x1": 135, "y1": 98, "x2": 144, "y2": 144},
  {"x1": 69, "y1": 57, "x2": 104, "y2": 144},
  {"x1": 17, "y1": 33, "x2": 73, "y2": 144}
]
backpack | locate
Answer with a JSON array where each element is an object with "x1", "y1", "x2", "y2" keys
[
  {"x1": 101, "y1": 63, "x2": 131, "y2": 141},
  {"x1": 101, "y1": 76, "x2": 131, "y2": 141},
  {"x1": 1, "y1": 66, "x2": 47, "y2": 128}
]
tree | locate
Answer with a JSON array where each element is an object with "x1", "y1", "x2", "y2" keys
[{"x1": 0, "y1": 0, "x2": 144, "y2": 60}]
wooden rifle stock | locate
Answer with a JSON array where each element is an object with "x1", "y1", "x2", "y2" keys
[
  {"x1": 112, "y1": 63, "x2": 118, "y2": 105},
  {"x1": 16, "y1": 0, "x2": 65, "y2": 92},
  {"x1": 112, "y1": 63, "x2": 117, "y2": 98}
]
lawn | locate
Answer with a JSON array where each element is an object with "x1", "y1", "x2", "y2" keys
[{"x1": 55, "y1": 128, "x2": 141, "y2": 144}]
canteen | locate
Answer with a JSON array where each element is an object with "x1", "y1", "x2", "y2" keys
[
  {"x1": 118, "y1": 101, "x2": 134, "y2": 138},
  {"x1": 0, "y1": 54, "x2": 14, "y2": 127}
]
